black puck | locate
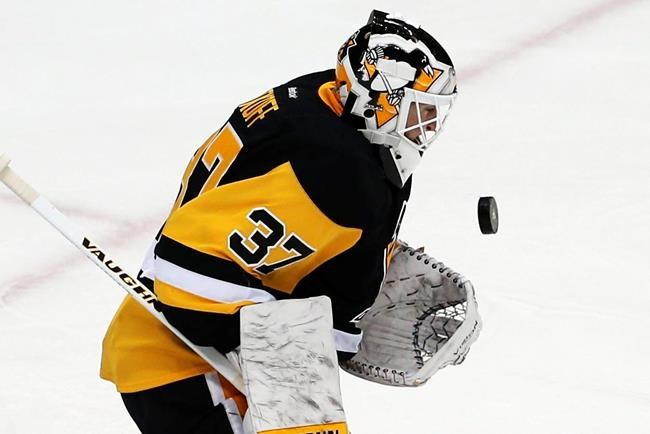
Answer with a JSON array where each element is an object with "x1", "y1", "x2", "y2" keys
[{"x1": 478, "y1": 196, "x2": 499, "y2": 234}]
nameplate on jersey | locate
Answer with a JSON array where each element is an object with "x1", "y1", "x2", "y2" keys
[{"x1": 239, "y1": 89, "x2": 279, "y2": 127}]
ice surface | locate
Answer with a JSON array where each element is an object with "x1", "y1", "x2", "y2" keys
[{"x1": 1, "y1": 0, "x2": 649, "y2": 432}]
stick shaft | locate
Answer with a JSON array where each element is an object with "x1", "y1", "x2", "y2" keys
[{"x1": 0, "y1": 155, "x2": 244, "y2": 392}]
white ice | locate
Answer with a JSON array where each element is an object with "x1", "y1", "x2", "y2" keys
[{"x1": 1, "y1": 0, "x2": 649, "y2": 432}]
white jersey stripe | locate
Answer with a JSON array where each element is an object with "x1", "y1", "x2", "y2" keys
[
  {"x1": 139, "y1": 240, "x2": 156, "y2": 281},
  {"x1": 154, "y1": 256, "x2": 276, "y2": 304}
]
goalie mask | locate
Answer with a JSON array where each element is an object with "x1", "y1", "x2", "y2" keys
[{"x1": 336, "y1": 10, "x2": 457, "y2": 187}]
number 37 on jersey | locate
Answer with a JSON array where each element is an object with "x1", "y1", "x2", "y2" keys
[{"x1": 162, "y1": 122, "x2": 362, "y2": 294}]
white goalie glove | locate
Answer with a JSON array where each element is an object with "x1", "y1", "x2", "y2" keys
[{"x1": 340, "y1": 242, "x2": 482, "y2": 387}]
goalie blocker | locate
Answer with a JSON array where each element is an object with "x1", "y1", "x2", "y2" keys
[{"x1": 340, "y1": 241, "x2": 482, "y2": 386}]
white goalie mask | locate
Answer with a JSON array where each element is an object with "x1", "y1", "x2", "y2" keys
[{"x1": 336, "y1": 11, "x2": 457, "y2": 187}]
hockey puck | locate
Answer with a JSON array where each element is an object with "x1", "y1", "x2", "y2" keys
[{"x1": 478, "y1": 196, "x2": 499, "y2": 234}]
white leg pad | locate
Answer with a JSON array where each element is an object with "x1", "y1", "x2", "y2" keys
[{"x1": 239, "y1": 296, "x2": 348, "y2": 434}]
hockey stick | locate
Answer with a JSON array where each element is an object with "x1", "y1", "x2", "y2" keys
[{"x1": 0, "y1": 154, "x2": 245, "y2": 393}]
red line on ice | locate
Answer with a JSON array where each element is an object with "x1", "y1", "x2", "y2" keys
[
  {"x1": 0, "y1": 212, "x2": 160, "y2": 305},
  {"x1": 0, "y1": 193, "x2": 132, "y2": 225},
  {"x1": 461, "y1": 0, "x2": 643, "y2": 81}
]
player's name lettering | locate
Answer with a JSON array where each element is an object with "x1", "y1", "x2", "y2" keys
[
  {"x1": 81, "y1": 237, "x2": 155, "y2": 304},
  {"x1": 306, "y1": 431, "x2": 339, "y2": 434},
  {"x1": 238, "y1": 89, "x2": 279, "y2": 127}
]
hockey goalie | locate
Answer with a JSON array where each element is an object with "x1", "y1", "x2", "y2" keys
[{"x1": 99, "y1": 10, "x2": 482, "y2": 434}]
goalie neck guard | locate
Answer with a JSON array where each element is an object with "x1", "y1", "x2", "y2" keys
[{"x1": 336, "y1": 10, "x2": 457, "y2": 187}]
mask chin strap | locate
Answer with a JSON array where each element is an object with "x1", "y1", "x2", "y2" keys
[{"x1": 360, "y1": 129, "x2": 422, "y2": 187}]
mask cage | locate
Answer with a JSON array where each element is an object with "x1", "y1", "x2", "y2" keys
[{"x1": 395, "y1": 89, "x2": 456, "y2": 152}]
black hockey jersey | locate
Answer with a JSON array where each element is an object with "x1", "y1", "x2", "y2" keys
[{"x1": 101, "y1": 70, "x2": 411, "y2": 393}]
